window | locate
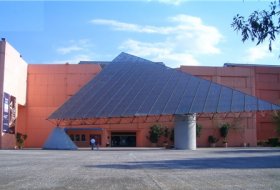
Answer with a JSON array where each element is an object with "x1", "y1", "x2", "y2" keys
[
  {"x1": 75, "y1": 134, "x2": 80, "y2": 141},
  {"x1": 81, "y1": 134, "x2": 86, "y2": 141},
  {"x1": 69, "y1": 134, "x2": 74, "y2": 141}
]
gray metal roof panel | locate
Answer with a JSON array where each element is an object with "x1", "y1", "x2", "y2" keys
[
  {"x1": 78, "y1": 63, "x2": 134, "y2": 118},
  {"x1": 189, "y1": 80, "x2": 211, "y2": 113},
  {"x1": 112, "y1": 52, "x2": 152, "y2": 63},
  {"x1": 96, "y1": 63, "x2": 146, "y2": 117},
  {"x1": 85, "y1": 63, "x2": 138, "y2": 117},
  {"x1": 231, "y1": 91, "x2": 245, "y2": 112},
  {"x1": 149, "y1": 70, "x2": 181, "y2": 115},
  {"x1": 244, "y1": 95, "x2": 258, "y2": 111},
  {"x1": 216, "y1": 86, "x2": 233, "y2": 113},
  {"x1": 203, "y1": 83, "x2": 222, "y2": 113},
  {"x1": 48, "y1": 53, "x2": 280, "y2": 120},
  {"x1": 175, "y1": 77, "x2": 201, "y2": 114},
  {"x1": 162, "y1": 73, "x2": 191, "y2": 114}
]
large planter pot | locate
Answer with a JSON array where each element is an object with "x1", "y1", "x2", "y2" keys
[
  {"x1": 223, "y1": 142, "x2": 228, "y2": 148},
  {"x1": 151, "y1": 143, "x2": 157, "y2": 147},
  {"x1": 210, "y1": 143, "x2": 216, "y2": 148},
  {"x1": 163, "y1": 142, "x2": 168, "y2": 149}
]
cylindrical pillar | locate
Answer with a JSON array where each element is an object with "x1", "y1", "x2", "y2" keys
[{"x1": 174, "y1": 114, "x2": 196, "y2": 150}]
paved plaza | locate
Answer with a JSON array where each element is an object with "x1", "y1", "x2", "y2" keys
[{"x1": 0, "y1": 147, "x2": 279, "y2": 190}]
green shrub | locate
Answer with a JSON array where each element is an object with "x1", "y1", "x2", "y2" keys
[
  {"x1": 208, "y1": 135, "x2": 219, "y2": 144},
  {"x1": 196, "y1": 124, "x2": 202, "y2": 138},
  {"x1": 170, "y1": 128, "x2": 174, "y2": 142},
  {"x1": 16, "y1": 132, "x2": 28, "y2": 149},
  {"x1": 163, "y1": 127, "x2": 170, "y2": 143},
  {"x1": 268, "y1": 138, "x2": 279, "y2": 147},
  {"x1": 147, "y1": 124, "x2": 164, "y2": 144},
  {"x1": 220, "y1": 123, "x2": 230, "y2": 143},
  {"x1": 272, "y1": 111, "x2": 280, "y2": 135}
]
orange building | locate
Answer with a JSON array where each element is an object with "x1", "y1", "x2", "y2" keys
[{"x1": 1, "y1": 39, "x2": 280, "y2": 149}]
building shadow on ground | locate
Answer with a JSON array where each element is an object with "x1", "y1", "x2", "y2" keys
[
  {"x1": 85, "y1": 155, "x2": 280, "y2": 170},
  {"x1": 211, "y1": 148, "x2": 280, "y2": 154}
]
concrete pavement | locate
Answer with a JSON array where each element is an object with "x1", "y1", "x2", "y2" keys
[{"x1": 0, "y1": 147, "x2": 279, "y2": 190}]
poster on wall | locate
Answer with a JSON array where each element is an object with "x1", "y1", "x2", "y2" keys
[{"x1": 2, "y1": 92, "x2": 16, "y2": 134}]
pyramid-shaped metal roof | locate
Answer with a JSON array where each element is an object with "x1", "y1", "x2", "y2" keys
[{"x1": 48, "y1": 52, "x2": 280, "y2": 120}]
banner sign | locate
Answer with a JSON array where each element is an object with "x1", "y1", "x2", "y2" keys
[
  {"x1": 3, "y1": 93, "x2": 9, "y2": 133},
  {"x1": 2, "y1": 92, "x2": 16, "y2": 134}
]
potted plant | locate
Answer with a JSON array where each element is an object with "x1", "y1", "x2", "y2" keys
[
  {"x1": 268, "y1": 138, "x2": 279, "y2": 147},
  {"x1": 169, "y1": 128, "x2": 174, "y2": 148},
  {"x1": 170, "y1": 128, "x2": 174, "y2": 142},
  {"x1": 220, "y1": 123, "x2": 230, "y2": 147},
  {"x1": 196, "y1": 123, "x2": 202, "y2": 138},
  {"x1": 162, "y1": 127, "x2": 170, "y2": 148},
  {"x1": 147, "y1": 124, "x2": 163, "y2": 147},
  {"x1": 208, "y1": 135, "x2": 219, "y2": 147},
  {"x1": 272, "y1": 111, "x2": 280, "y2": 136},
  {"x1": 16, "y1": 132, "x2": 28, "y2": 149}
]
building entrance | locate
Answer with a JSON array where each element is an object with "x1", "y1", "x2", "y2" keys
[
  {"x1": 66, "y1": 130, "x2": 101, "y2": 147},
  {"x1": 111, "y1": 132, "x2": 136, "y2": 147}
]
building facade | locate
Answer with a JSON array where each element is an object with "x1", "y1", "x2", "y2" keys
[{"x1": 1, "y1": 39, "x2": 280, "y2": 149}]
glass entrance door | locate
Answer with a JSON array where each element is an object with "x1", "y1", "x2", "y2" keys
[{"x1": 111, "y1": 132, "x2": 136, "y2": 147}]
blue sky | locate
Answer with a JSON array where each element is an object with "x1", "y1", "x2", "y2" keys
[{"x1": 0, "y1": 0, "x2": 279, "y2": 68}]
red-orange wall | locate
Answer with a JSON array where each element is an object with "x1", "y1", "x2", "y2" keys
[
  {"x1": 17, "y1": 64, "x2": 101, "y2": 148},
  {"x1": 254, "y1": 66, "x2": 280, "y2": 140}
]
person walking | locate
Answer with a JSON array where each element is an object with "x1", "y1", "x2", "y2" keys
[{"x1": 90, "y1": 137, "x2": 96, "y2": 150}]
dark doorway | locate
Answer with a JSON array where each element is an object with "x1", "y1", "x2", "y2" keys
[{"x1": 111, "y1": 132, "x2": 136, "y2": 147}]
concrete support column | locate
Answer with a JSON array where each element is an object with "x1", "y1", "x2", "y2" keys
[{"x1": 174, "y1": 114, "x2": 196, "y2": 150}]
